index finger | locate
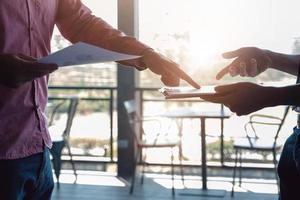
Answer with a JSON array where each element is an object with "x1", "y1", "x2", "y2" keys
[
  {"x1": 170, "y1": 65, "x2": 200, "y2": 89},
  {"x1": 216, "y1": 65, "x2": 230, "y2": 80}
]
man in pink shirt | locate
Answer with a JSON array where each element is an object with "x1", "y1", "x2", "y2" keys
[{"x1": 0, "y1": 1, "x2": 199, "y2": 199}]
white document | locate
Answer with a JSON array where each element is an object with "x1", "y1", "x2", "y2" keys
[
  {"x1": 39, "y1": 42, "x2": 140, "y2": 67},
  {"x1": 159, "y1": 86, "x2": 217, "y2": 99}
]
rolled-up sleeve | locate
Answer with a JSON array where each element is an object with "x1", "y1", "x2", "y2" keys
[{"x1": 55, "y1": 0, "x2": 150, "y2": 69}]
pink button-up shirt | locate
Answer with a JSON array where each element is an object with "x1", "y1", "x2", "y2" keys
[{"x1": 0, "y1": 0, "x2": 148, "y2": 159}]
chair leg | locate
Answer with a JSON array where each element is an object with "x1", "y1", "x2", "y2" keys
[
  {"x1": 56, "y1": 179, "x2": 60, "y2": 189},
  {"x1": 171, "y1": 147, "x2": 175, "y2": 197},
  {"x1": 238, "y1": 149, "x2": 242, "y2": 186},
  {"x1": 66, "y1": 141, "x2": 77, "y2": 183},
  {"x1": 179, "y1": 145, "x2": 185, "y2": 187},
  {"x1": 231, "y1": 148, "x2": 239, "y2": 197},
  {"x1": 130, "y1": 148, "x2": 140, "y2": 195},
  {"x1": 49, "y1": 142, "x2": 64, "y2": 189},
  {"x1": 140, "y1": 150, "x2": 147, "y2": 185},
  {"x1": 272, "y1": 150, "x2": 280, "y2": 193},
  {"x1": 55, "y1": 158, "x2": 61, "y2": 189}
]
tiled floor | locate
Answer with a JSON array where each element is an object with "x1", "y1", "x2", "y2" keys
[{"x1": 51, "y1": 171, "x2": 278, "y2": 200}]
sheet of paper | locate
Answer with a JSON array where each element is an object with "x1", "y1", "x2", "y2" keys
[
  {"x1": 159, "y1": 86, "x2": 217, "y2": 99},
  {"x1": 39, "y1": 42, "x2": 140, "y2": 67}
]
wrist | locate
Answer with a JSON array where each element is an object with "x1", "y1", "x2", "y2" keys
[
  {"x1": 262, "y1": 86, "x2": 282, "y2": 107},
  {"x1": 278, "y1": 85, "x2": 300, "y2": 106},
  {"x1": 265, "y1": 86, "x2": 296, "y2": 107},
  {"x1": 140, "y1": 48, "x2": 155, "y2": 67}
]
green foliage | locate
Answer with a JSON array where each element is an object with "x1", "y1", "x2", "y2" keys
[
  {"x1": 206, "y1": 139, "x2": 234, "y2": 160},
  {"x1": 207, "y1": 138, "x2": 275, "y2": 162},
  {"x1": 70, "y1": 138, "x2": 111, "y2": 156}
]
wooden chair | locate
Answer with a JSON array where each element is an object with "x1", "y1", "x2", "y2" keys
[
  {"x1": 48, "y1": 97, "x2": 79, "y2": 188},
  {"x1": 124, "y1": 100, "x2": 184, "y2": 196},
  {"x1": 231, "y1": 106, "x2": 290, "y2": 196}
]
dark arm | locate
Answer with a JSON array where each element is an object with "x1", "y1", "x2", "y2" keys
[
  {"x1": 271, "y1": 84, "x2": 300, "y2": 107},
  {"x1": 265, "y1": 50, "x2": 300, "y2": 76}
]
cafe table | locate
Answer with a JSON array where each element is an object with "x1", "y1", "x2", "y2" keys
[{"x1": 161, "y1": 107, "x2": 231, "y2": 197}]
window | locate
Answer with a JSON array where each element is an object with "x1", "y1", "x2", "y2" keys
[
  {"x1": 48, "y1": 0, "x2": 118, "y2": 159},
  {"x1": 139, "y1": 0, "x2": 299, "y2": 87},
  {"x1": 138, "y1": 0, "x2": 298, "y2": 164},
  {"x1": 49, "y1": 0, "x2": 118, "y2": 87}
]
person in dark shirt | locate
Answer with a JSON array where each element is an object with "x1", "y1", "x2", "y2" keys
[{"x1": 200, "y1": 47, "x2": 300, "y2": 200}]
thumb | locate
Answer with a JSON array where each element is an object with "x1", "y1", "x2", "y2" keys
[
  {"x1": 215, "y1": 83, "x2": 238, "y2": 94},
  {"x1": 16, "y1": 54, "x2": 37, "y2": 62},
  {"x1": 44, "y1": 63, "x2": 59, "y2": 72},
  {"x1": 222, "y1": 48, "x2": 243, "y2": 59}
]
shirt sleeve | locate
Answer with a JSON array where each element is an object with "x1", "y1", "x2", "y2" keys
[{"x1": 55, "y1": 0, "x2": 150, "y2": 70}]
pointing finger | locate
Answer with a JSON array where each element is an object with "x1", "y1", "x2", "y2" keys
[
  {"x1": 170, "y1": 65, "x2": 200, "y2": 89},
  {"x1": 216, "y1": 65, "x2": 230, "y2": 80},
  {"x1": 222, "y1": 48, "x2": 244, "y2": 59}
]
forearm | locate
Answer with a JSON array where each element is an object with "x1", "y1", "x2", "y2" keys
[
  {"x1": 77, "y1": 18, "x2": 149, "y2": 69},
  {"x1": 265, "y1": 50, "x2": 300, "y2": 76},
  {"x1": 56, "y1": 0, "x2": 150, "y2": 69},
  {"x1": 267, "y1": 84, "x2": 300, "y2": 107}
]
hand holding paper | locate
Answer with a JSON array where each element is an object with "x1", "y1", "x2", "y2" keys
[
  {"x1": 0, "y1": 54, "x2": 57, "y2": 88},
  {"x1": 39, "y1": 42, "x2": 200, "y2": 89},
  {"x1": 199, "y1": 82, "x2": 274, "y2": 116},
  {"x1": 39, "y1": 42, "x2": 140, "y2": 67}
]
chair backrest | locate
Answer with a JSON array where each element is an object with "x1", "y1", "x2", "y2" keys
[
  {"x1": 63, "y1": 97, "x2": 79, "y2": 139},
  {"x1": 245, "y1": 106, "x2": 290, "y2": 148},
  {"x1": 123, "y1": 100, "x2": 142, "y2": 144},
  {"x1": 48, "y1": 100, "x2": 66, "y2": 126},
  {"x1": 48, "y1": 97, "x2": 79, "y2": 140},
  {"x1": 124, "y1": 100, "x2": 137, "y2": 117},
  {"x1": 274, "y1": 106, "x2": 290, "y2": 141}
]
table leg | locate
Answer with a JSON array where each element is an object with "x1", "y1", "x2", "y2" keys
[
  {"x1": 178, "y1": 116, "x2": 226, "y2": 198},
  {"x1": 200, "y1": 117, "x2": 207, "y2": 190}
]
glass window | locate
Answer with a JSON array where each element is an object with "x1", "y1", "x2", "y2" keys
[
  {"x1": 48, "y1": 1, "x2": 118, "y2": 159},
  {"x1": 49, "y1": 0, "x2": 118, "y2": 87},
  {"x1": 139, "y1": 0, "x2": 300, "y2": 87},
  {"x1": 138, "y1": 0, "x2": 299, "y2": 164}
]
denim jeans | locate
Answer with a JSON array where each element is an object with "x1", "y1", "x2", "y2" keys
[
  {"x1": 278, "y1": 127, "x2": 300, "y2": 200},
  {"x1": 0, "y1": 148, "x2": 54, "y2": 200}
]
